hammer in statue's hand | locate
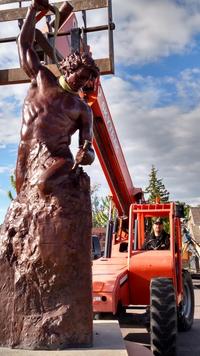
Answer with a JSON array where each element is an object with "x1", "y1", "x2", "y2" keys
[{"x1": 72, "y1": 140, "x2": 91, "y2": 170}]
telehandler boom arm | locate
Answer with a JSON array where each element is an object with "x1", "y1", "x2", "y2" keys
[{"x1": 86, "y1": 80, "x2": 142, "y2": 217}]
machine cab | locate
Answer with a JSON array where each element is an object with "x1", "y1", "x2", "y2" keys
[{"x1": 127, "y1": 202, "x2": 183, "y2": 305}]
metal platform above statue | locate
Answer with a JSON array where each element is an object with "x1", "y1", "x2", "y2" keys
[{"x1": 0, "y1": 0, "x2": 115, "y2": 85}]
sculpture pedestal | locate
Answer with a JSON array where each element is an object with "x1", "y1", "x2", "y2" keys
[
  {"x1": 0, "y1": 168, "x2": 92, "y2": 350},
  {"x1": 0, "y1": 321, "x2": 129, "y2": 356}
]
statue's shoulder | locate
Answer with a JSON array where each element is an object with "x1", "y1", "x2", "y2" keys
[{"x1": 36, "y1": 65, "x2": 57, "y2": 89}]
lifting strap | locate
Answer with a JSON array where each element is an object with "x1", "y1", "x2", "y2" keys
[{"x1": 49, "y1": 4, "x2": 60, "y2": 69}]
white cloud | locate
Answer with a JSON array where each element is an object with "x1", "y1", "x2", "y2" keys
[
  {"x1": 0, "y1": 187, "x2": 6, "y2": 196},
  {"x1": 81, "y1": 0, "x2": 200, "y2": 64},
  {"x1": 175, "y1": 68, "x2": 200, "y2": 108},
  {"x1": 0, "y1": 116, "x2": 20, "y2": 144},
  {"x1": 0, "y1": 42, "x2": 19, "y2": 69},
  {"x1": 0, "y1": 82, "x2": 27, "y2": 104},
  {"x1": 0, "y1": 166, "x2": 12, "y2": 174},
  {"x1": 113, "y1": 0, "x2": 200, "y2": 64},
  {"x1": 100, "y1": 73, "x2": 200, "y2": 204},
  {"x1": 0, "y1": 84, "x2": 28, "y2": 144}
]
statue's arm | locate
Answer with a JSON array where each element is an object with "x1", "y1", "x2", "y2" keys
[
  {"x1": 17, "y1": 1, "x2": 49, "y2": 79},
  {"x1": 16, "y1": 142, "x2": 26, "y2": 194},
  {"x1": 75, "y1": 104, "x2": 95, "y2": 166}
]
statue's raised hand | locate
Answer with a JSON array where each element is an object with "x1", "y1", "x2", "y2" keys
[{"x1": 31, "y1": 0, "x2": 49, "y2": 11}]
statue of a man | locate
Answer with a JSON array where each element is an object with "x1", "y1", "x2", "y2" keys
[
  {"x1": 16, "y1": 0, "x2": 99, "y2": 196},
  {"x1": 0, "y1": 0, "x2": 99, "y2": 350}
]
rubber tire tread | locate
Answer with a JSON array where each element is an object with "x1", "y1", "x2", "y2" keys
[
  {"x1": 177, "y1": 270, "x2": 194, "y2": 331},
  {"x1": 150, "y1": 277, "x2": 177, "y2": 356}
]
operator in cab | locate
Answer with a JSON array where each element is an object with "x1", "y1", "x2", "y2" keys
[{"x1": 142, "y1": 218, "x2": 170, "y2": 250}]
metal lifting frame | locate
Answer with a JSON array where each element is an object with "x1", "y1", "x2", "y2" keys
[{"x1": 0, "y1": 0, "x2": 115, "y2": 85}]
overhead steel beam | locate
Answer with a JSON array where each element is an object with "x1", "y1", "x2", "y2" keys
[
  {"x1": 0, "y1": 24, "x2": 115, "y2": 44},
  {"x1": 0, "y1": 65, "x2": 60, "y2": 85},
  {"x1": 0, "y1": 58, "x2": 111, "y2": 85},
  {"x1": 0, "y1": 0, "x2": 107, "y2": 6},
  {"x1": 0, "y1": 0, "x2": 108, "y2": 22}
]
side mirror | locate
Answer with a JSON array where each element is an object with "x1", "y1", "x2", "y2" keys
[{"x1": 175, "y1": 204, "x2": 185, "y2": 218}]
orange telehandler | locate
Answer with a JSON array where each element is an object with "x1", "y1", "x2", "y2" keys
[{"x1": 85, "y1": 77, "x2": 195, "y2": 356}]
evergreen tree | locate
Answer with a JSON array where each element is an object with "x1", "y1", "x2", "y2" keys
[{"x1": 145, "y1": 165, "x2": 170, "y2": 203}]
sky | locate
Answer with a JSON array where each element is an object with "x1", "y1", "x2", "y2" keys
[{"x1": 1, "y1": 0, "x2": 200, "y2": 223}]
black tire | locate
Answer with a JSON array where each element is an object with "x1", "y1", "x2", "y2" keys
[
  {"x1": 150, "y1": 278, "x2": 177, "y2": 356},
  {"x1": 177, "y1": 270, "x2": 194, "y2": 331}
]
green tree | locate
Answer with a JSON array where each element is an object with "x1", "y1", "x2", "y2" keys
[
  {"x1": 94, "y1": 196, "x2": 110, "y2": 227},
  {"x1": 91, "y1": 184, "x2": 101, "y2": 226},
  {"x1": 7, "y1": 174, "x2": 16, "y2": 201},
  {"x1": 91, "y1": 184, "x2": 111, "y2": 227},
  {"x1": 175, "y1": 201, "x2": 190, "y2": 220},
  {"x1": 145, "y1": 165, "x2": 170, "y2": 203}
]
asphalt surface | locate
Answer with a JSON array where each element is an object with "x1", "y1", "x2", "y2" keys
[{"x1": 120, "y1": 277, "x2": 200, "y2": 356}]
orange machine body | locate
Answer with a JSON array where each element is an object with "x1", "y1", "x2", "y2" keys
[
  {"x1": 92, "y1": 202, "x2": 183, "y2": 312},
  {"x1": 93, "y1": 256, "x2": 129, "y2": 314}
]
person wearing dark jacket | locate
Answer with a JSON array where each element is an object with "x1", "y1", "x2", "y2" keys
[{"x1": 142, "y1": 217, "x2": 170, "y2": 250}]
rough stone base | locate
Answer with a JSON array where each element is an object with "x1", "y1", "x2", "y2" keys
[
  {"x1": 0, "y1": 168, "x2": 92, "y2": 350},
  {"x1": 0, "y1": 321, "x2": 129, "y2": 356}
]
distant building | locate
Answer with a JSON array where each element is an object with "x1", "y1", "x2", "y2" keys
[
  {"x1": 186, "y1": 207, "x2": 200, "y2": 272},
  {"x1": 188, "y1": 207, "x2": 200, "y2": 244}
]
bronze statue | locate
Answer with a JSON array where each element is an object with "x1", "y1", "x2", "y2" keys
[
  {"x1": 0, "y1": 0, "x2": 99, "y2": 349},
  {"x1": 16, "y1": 0, "x2": 99, "y2": 196}
]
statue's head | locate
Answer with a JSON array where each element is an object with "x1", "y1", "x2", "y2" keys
[{"x1": 59, "y1": 51, "x2": 99, "y2": 92}]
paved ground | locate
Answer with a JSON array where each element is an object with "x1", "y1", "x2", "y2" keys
[
  {"x1": 177, "y1": 277, "x2": 200, "y2": 356},
  {"x1": 120, "y1": 277, "x2": 200, "y2": 356}
]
